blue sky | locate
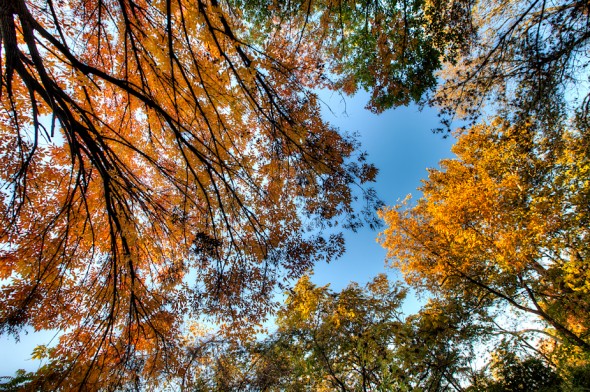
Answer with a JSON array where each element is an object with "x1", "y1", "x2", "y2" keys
[
  {"x1": 0, "y1": 91, "x2": 455, "y2": 377},
  {"x1": 312, "y1": 91, "x2": 454, "y2": 293}
]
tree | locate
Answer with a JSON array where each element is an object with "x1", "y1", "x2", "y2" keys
[
  {"x1": 269, "y1": 275, "x2": 408, "y2": 391},
  {"x1": 0, "y1": 0, "x2": 476, "y2": 388},
  {"x1": 379, "y1": 116, "x2": 590, "y2": 353},
  {"x1": 466, "y1": 348, "x2": 563, "y2": 392},
  {"x1": 206, "y1": 275, "x2": 484, "y2": 391},
  {"x1": 230, "y1": 0, "x2": 474, "y2": 112},
  {"x1": 0, "y1": 369, "x2": 37, "y2": 392},
  {"x1": 170, "y1": 276, "x2": 589, "y2": 391},
  {"x1": 431, "y1": 0, "x2": 590, "y2": 131},
  {"x1": 0, "y1": 0, "x2": 394, "y2": 388},
  {"x1": 379, "y1": 0, "x2": 590, "y2": 384}
]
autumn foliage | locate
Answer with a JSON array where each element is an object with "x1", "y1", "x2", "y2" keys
[
  {"x1": 1, "y1": 0, "x2": 589, "y2": 389},
  {"x1": 380, "y1": 117, "x2": 590, "y2": 351},
  {"x1": 0, "y1": 0, "x2": 389, "y2": 387}
]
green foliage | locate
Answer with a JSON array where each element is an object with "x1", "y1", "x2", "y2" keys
[
  {"x1": 0, "y1": 370, "x2": 35, "y2": 392},
  {"x1": 267, "y1": 275, "x2": 410, "y2": 390},
  {"x1": 229, "y1": 0, "x2": 474, "y2": 112},
  {"x1": 155, "y1": 275, "x2": 589, "y2": 391},
  {"x1": 566, "y1": 364, "x2": 590, "y2": 391},
  {"x1": 486, "y1": 350, "x2": 562, "y2": 392},
  {"x1": 188, "y1": 275, "x2": 487, "y2": 391},
  {"x1": 466, "y1": 352, "x2": 563, "y2": 392}
]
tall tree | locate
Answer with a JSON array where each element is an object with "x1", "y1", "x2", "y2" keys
[
  {"x1": 474, "y1": 349, "x2": 562, "y2": 392},
  {"x1": 0, "y1": 0, "x2": 473, "y2": 388},
  {"x1": 432, "y1": 0, "x2": 590, "y2": 130},
  {"x1": 204, "y1": 275, "x2": 485, "y2": 391},
  {"x1": 379, "y1": 116, "x2": 590, "y2": 353},
  {"x1": 0, "y1": 0, "x2": 384, "y2": 388},
  {"x1": 230, "y1": 0, "x2": 474, "y2": 112}
]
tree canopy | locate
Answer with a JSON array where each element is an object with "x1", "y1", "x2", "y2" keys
[
  {"x1": 155, "y1": 275, "x2": 589, "y2": 391},
  {"x1": 1, "y1": 0, "x2": 589, "y2": 389},
  {"x1": 177, "y1": 275, "x2": 487, "y2": 391},
  {"x1": 377, "y1": 0, "x2": 590, "y2": 387},
  {"x1": 0, "y1": 0, "x2": 469, "y2": 388},
  {"x1": 432, "y1": 0, "x2": 590, "y2": 131},
  {"x1": 378, "y1": 0, "x2": 590, "y2": 356},
  {"x1": 380, "y1": 116, "x2": 590, "y2": 352}
]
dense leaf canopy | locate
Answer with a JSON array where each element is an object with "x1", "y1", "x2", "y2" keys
[
  {"x1": 380, "y1": 117, "x2": 590, "y2": 352},
  {"x1": 0, "y1": 0, "x2": 470, "y2": 388},
  {"x1": 176, "y1": 275, "x2": 486, "y2": 391},
  {"x1": 1, "y1": 0, "x2": 589, "y2": 389},
  {"x1": 379, "y1": 0, "x2": 590, "y2": 355}
]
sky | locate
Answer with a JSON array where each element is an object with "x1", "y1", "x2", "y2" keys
[
  {"x1": 311, "y1": 90, "x2": 455, "y2": 292},
  {"x1": 0, "y1": 91, "x2": 456, "y2": 377}
]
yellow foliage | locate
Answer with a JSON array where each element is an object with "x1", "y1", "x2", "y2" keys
[{"x1": 379, "y1": 118, "x2": 590, "y2": 351}]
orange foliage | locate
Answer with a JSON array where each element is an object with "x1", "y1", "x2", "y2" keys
[{"x1": 0, "y1": 0, "x2": 380, "y2": 388}]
